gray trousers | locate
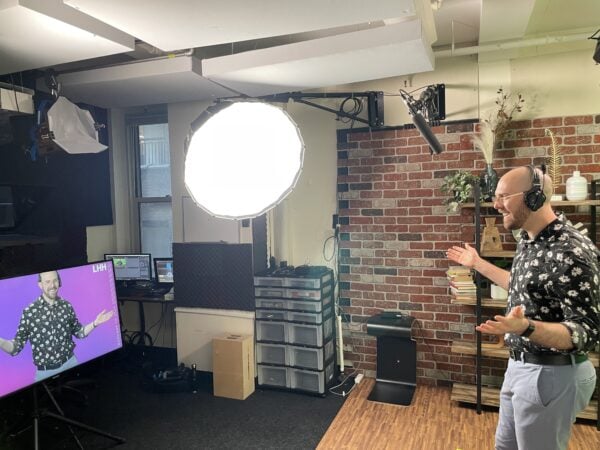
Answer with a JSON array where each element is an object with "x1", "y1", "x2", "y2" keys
[{"x1": 495, "y1": 357, "x2": 596, "y2": 450}]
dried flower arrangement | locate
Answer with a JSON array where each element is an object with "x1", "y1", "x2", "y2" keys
[
  {"x1": 545, "y1": 128, "x2": 561, "y2": 188},
  {"x1": 472, "y1": 88, "x2": 525, "y2": 164}
]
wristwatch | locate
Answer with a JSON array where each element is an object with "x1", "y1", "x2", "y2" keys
[{"x1": 520, "y1": 319, "x2": 536, "y2": 338}]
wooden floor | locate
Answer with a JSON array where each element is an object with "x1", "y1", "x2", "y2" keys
[{"x1": 317, "y1": 378, "x2": 600, "y2": 450}]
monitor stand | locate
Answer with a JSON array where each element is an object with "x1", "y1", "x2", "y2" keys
[{"x1": 30, "y1": 381, "x2": 125, "y2": 449}]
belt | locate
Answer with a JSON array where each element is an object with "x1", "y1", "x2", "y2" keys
[
  {"x1": 36, "y1": 361, "x2": 64, "y2": 371},
  {"x1": 509, "y1": 349, "x2": 587, "y2": 366}
]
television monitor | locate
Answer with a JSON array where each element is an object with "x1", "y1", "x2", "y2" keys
[
  {"x1": 0, "y1": 260, "x2": 122, "y2": 398},
  {"x1": 104, "y1": 253, "x2": 151, "y2": 282},
  {"x1": 154, "y1": 258, "x2": 174, "y2": 285}
]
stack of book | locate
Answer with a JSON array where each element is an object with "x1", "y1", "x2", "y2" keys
[{"x1": 446, "y1": 266, "x2": 476, "y2": 299}]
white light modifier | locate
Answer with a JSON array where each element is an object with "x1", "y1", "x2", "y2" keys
[
  {"x1": 184, "y1": 101, "x2": 304, "y2": 219},
  {"x1": 47, "y1": 96, "x2": 107, "y2": 154}
]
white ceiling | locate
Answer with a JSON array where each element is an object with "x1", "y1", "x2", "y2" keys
[
  {"x1": 0, "y1": 0, "x2": 134, "y2": 75},
  {"x1": 1, "y1": 0, "x2": 599, "y2": 108},
  {"x1": 63, "y1": 0, "x2": 421, "y2": 52}
]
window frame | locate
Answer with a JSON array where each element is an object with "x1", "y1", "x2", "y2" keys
[{"x1": 124, "y1": 111, "x2": 172, "y2": 254}]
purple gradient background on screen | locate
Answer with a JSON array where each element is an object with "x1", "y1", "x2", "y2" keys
[{"x1": 0, "y1": 261, "x2": 122, "y2": 398}]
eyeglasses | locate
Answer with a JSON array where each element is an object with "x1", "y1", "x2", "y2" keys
[{"x1": 492, "y1": 191, "x2": 525, "y2": 203}]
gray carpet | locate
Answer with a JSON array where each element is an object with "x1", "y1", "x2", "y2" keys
[{"x1": 1, "y1": 349, "x2": 345, "y2": 449}]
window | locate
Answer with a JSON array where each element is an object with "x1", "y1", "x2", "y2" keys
[{"x1": 126, "y1": 114, "x2": 173, "y2": 261}]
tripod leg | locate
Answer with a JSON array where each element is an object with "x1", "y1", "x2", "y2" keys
[
  {"x1": 41, "y1": 382, "x2": 125, "y2": 446},
  {"x1": 42, "y1": 383, "x2": 84, "y2": 449},
  {"x1": 42, "y1": 411, "x2": 125, "y2": 444},
  {"x1": 34, "y1": 416, "x2": 39, "y2": 450}
]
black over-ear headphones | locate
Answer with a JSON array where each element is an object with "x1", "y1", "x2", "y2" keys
[
  {"x1": 524, "y1": 164, "x2": 546, "y2": 211},
  {"x1": 38, "y1": 271, "x2": 62, "y2": 287}
]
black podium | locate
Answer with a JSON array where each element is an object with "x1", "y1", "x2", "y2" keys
[{"x1": 366, "y1": 312, "x2": 416, "y2": 406}]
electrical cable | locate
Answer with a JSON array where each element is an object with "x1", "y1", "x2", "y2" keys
[{"x1": 328, "y1": 369, "x2": 358, "y2": 397}]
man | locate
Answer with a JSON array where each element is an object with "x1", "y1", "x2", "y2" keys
[
  {"x1": 446, "y1": 166, "x2": 599, "y2": 450},
  {"x1": 0, "y1": 270, "x2": 114, "y2": 381}
]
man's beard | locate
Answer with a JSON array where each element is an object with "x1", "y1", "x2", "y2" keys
[{"x1": 503, "y1": 206, "x2": 530, "y2": 231}]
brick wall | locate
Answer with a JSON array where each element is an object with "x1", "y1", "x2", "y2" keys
[{"x1": 336, "y1": 114, "x2": 600, "y2": 386}]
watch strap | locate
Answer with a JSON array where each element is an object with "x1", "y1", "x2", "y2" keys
[{"x1": 520, "y1": 319, "x2": 535, "y2": 338}]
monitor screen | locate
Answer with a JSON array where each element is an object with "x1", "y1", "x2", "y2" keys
[
  {"x1": 104, "y1": 254, "x2": 151, "y2": 282},
  {"x1": 154, "y1": 258, "x2": 174, "y2": 285},
  {"x1": 0, "y1": 260, "x2": 122, "y2": 399}
]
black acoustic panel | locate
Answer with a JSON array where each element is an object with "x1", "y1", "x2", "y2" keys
[{"x1": 173, "y1": 242, "x2": 254, "y2": 311}]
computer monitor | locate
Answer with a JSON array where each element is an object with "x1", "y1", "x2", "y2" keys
[
  {"x1": 104, "y1": 253, "x2": 151, "y2": 282},
  {"x1": 0, "y1": 260, "x2": 122, "y2": 398},
  {"x1": 154, "y1": 258, "x2": 174, "y2": 285}
]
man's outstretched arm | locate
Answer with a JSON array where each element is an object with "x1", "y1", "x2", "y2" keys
[
  {"x1": 0, "y1": 337, "x2": 15, "y2": 354},
  {"x1": 83, "y1": 309, "x2": 115, "y2": 337}
]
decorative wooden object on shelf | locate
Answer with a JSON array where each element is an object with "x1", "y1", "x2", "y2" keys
[{"x1": 481, "y1": 217, "x2": 503, "y2": 253}]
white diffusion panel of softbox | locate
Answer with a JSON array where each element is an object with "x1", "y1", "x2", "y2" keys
[{"x1": 47, "y1": 96, "x2": 107, "y2": 154}]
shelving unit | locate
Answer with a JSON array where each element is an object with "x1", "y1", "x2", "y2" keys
[
  {"x1": 254, "y1": 267, "x2": 336, "y2": 396},
  {"x1": 451, "y1": 180, "x2": 600, "y2": 428}
]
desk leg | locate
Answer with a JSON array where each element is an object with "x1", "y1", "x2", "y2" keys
[{"x1": 131, "y1": 302, "x2": 153, "y2": 346}]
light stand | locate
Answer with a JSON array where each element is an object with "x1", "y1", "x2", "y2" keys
[{"x1": 26, "y1": 381, "x2": 125, "y2": 449}]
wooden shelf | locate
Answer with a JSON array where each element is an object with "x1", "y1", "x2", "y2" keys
[
  {"x1": 452, "y1": 341, "x2": 600, "y2": 366},
  {"x1": 451, "y1": 383, "x2": 598, "y2": 420},
  {"x1": 462, "y1": 199, "x2": 600, "y2": 208},
  {"x1": 452, "y1": 341, "x2": 508, "y2": 358},
  {"x1": 480, "y1": 250, "x2": 515, "y2": 258},
  {"x1": 452, "y1": 296, "x2": 506, "y2": 308}
]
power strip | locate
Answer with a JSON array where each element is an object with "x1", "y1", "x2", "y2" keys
[{"x1": 354, "y1": 373, "x2": 364, "y2": 384}]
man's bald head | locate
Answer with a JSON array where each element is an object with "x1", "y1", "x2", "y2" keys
[{"x1": 499, "y1": 166, "x2": 553, "y2": 206}]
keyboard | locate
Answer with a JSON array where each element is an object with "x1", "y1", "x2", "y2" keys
[{"x1": 117, "y1": 285, "x2": 171, "y2": 298}]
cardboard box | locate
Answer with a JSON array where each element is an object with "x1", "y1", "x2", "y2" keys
[{"x1": 212, "y1": 333, "x2": 255, "y2": 400}]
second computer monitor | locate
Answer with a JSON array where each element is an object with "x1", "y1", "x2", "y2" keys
[
  {"x1": 104, "y1": 253, "x2": 152, "y2": 282},
  {"x1": 154, "y1": 258, "x2": 174, "y2": 285}
]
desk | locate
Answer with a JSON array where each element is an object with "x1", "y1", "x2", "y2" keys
[{"x1": 117, "y1": 295, "x2": 175, "y2": 346}]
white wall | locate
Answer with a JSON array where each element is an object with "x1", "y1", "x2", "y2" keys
[{"x1": 271, "y1": 102, "x2": 338, "y2": 267}]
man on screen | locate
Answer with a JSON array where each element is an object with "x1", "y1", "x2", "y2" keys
[{"x1": 0, "y1": 270, "x2": 114, "y2": 381}]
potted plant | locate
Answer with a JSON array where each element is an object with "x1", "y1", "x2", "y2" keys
[{"x1": 440, "y1": 170, "x2": 481, "y2": 212}]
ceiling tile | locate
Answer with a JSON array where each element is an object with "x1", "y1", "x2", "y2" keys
[
  {"x1": 202, "y1": 20, "x2": 434, "y2": 97},
  {"x1": 64, "y1": 0, "x2": 419, "y2": 51},
  {"x1": 54, "y1": 56, "x2": 235, "y2": 108},
  {"x1": 0, "y1": 0, "x2": 134, "y2": 75}
]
